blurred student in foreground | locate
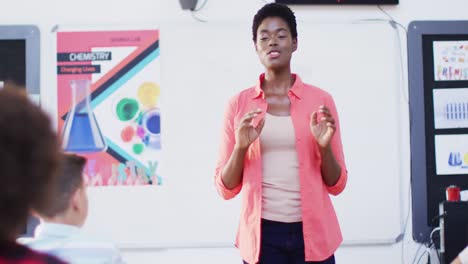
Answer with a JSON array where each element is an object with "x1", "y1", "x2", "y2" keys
[
  {"x1": 21, "y1": 153, "x2": 125, "y2": 264},
  {"x1": 0, "y1": 89, "x2": 65, "y2": 263}
]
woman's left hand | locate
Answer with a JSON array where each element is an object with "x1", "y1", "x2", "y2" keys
[{"x1": 310, "y1": 105, "x2": 336, "y2": 149}]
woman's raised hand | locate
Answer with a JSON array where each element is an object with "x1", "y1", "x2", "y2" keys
[
  {"x1": 310, "y1": 105, "x2": 335, "y2": 149},
  {"x1": 235, "y1": 109, "x2": 265, "y2": 150}
]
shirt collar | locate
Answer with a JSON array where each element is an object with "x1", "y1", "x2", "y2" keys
[
  {"x1": 34, "y1": 222, "x2": 80, "y2": 239},
  {"x1": 253, "y1": 73, "x2": 304, "y2": 99}
]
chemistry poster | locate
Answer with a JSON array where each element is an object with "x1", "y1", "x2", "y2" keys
[
  {"x1": 434, "y1": 134, "x2": 468, "y2": 175},
  {"x1": 433, "y1": 40, "x2": 468, "y2": 81},
  {"x1": 56, "y1": 28, "x2": 162, "y2": 186},
  {"x1": 433, "y1": 88, "x2": 468, "y2": 129}
]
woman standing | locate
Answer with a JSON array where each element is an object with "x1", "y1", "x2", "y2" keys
[{"x1": 215, "y1": 3, "x2": 348, "y2": 264}]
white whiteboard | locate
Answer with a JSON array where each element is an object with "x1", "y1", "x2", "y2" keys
[{"x1": 83, "y1": 20, "x2": 405, "y2": 248}]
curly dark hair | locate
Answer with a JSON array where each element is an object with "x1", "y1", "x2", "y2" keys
[
  {"x1": 0, "y1": 90, "x2": 60, "y2": 239},
  {"x1": 252, "y1": 3, "x2": 298, "y2": 42},
  {"x1": 36, "y1": 153, "x2": 86, "y2": 218}
]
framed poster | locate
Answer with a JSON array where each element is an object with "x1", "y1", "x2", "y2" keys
[
  {"x1": 0, "y1": 25, "x2": 40, "y2": 97},
  {"x1": 55, "y1": 27, "x2": 162, "y2": 187},
  {"x1": 408, "y1": 21, "x2": 468, "y2": 244}
]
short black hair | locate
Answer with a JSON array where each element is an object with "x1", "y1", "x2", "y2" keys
[
  {"x1": 36, "y1": 153, "x2": 87, "y2": 218},
  {"x1": 0, "y1": 89, "x2": 59, "y2": 239},
  {"x1": 252, "y1": 3, "x2": 298, "y2": 42}
]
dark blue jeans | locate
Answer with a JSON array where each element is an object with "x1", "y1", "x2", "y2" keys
[{"x1": 243, "y1": 219, "x2": 336, "y2": 264}]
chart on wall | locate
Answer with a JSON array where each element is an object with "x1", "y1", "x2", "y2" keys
[
  {"x1": 55, "y1": 28, "x2": 162, "y2": 187},
  {"x1": 433, "y1": 88, "x2": 468, "y2": 129},
  {"x1": 433, "y1": 40, "x2": 468, "y2": 81}
]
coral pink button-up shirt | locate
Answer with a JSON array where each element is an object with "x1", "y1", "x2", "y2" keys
[{"x1": 215, "y1": 74, "x2": 348, "y2": 264}]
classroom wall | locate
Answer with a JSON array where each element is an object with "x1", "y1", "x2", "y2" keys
[{"x1": 2, "y1": 0, "x2": 467, "y2": 263}]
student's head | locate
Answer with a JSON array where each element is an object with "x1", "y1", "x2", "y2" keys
[
  {"x1": 252, "y1": 3, "x2": 298, "y2": 71},
  {"x1": 0, "y1": 89, "x2": 59, "y2": 240},
  {"x1": 35, "y1": 153, "x2": 88, "y2": 227}
]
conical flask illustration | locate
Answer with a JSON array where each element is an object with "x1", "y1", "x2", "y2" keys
[{"x1": 62, "y1": 80, "x2": 106, "y2": 153}]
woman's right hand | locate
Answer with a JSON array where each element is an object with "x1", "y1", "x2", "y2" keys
[{"x1": 235, "y1": 109, "x2": 265, "y2": 150}]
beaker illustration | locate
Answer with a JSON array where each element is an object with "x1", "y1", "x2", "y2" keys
[
  {"x1": 62, "y1": 79, "x2": 106, "y2": 153},
  {"x1": 448, "y1": 152, "x2": 462, "y2": 166}
]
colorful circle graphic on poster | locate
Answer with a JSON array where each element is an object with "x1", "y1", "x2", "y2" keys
[{"x1": 115, "y1": 82, "x2": 161, "y2": 155}]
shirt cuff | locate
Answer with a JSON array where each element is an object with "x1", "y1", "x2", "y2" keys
[
  {"x1": 326, "y1": 168, "x2": 347, "y2": 196},
  {"x1": 215, "y1": 173, "x2": 242, "y2": 200}
]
